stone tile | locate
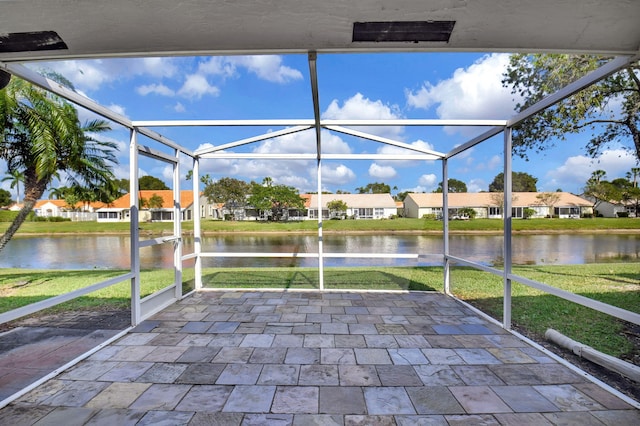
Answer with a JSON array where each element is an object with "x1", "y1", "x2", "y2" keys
[
  {"x1": 451, "y1": 366, "x2": 505, "y2": 386},
  {"x1": 486, "y1": 348, "x2": 536, "y2": 364},
  {"x1": 425, "y1": 335, "x2": 462, "y2": 348},
  {"x1": 258, "y1": 364, "x2": 300, "y2": 385},
  {"x1": 177, "y1": 335, "x2": 214, "y2": 347},
  {"x1": 212, "y1": 347, "x2": 254, "y2": 363},
  {"x1": 489, "y1": 364, "x2": 543, "y2": 385},
  {"x1": 174, "y1": 385, "x2": 233, "y2": 412},
  {"x1": 110, "y1": 345, "x2": 157, "y2": 361},
  {"x1": 223, "y1": 385, "x2": 276, "y2": 413},
  {"x1": 0, "y1": 406, "x2": 53, "y2": 425},
  {"x1": 375, "y1": 324, "x2": 407, "y2": 335},
  {"x1": 395, "y1": 415, "x2": 448, "y2": 425},
  {"x1": 347, "y1": 324, "x2": 378, "y2": 335},
  {"x1": 176, "y1": 346, "x2": 220, "y2": 363},
  {"x1": 354, "y1": 348, "x2": 392, "y2": 364},
  {"x1": 395, "y1": 335, "x2": 430, "y2": 348},
  {"x1": 292, "y1": 414, "x2": 344, "y2": 425},
  {"x1": 574, "y1": 383, "x2": 634, "y2": 409},
  {"x1": 405, "y1": 386, "x2": 465, "y2": 415},
  {"x1": 432, "y1": 325, "x2": 465, "y2": 335},
  {"x1": 42, "y1": 380, "x2": 110, "y2": 407},
  {"x1": 304, "y1": 335, "x2": 335, "y2": 348},
  {"x1": 273, "y1": 334, "x2": 305, "y2": 348},
  {"x1": 217, "y1": 363, "x2": 263, "y2": 385},
  {"x1": 98, "y1": 361, "x2": 154, "y2": 382},
  {"x1": 272, "y1": 386, "x2": 319, "y2": 414},
  {"x1": 299, "y1": 365, "x2": 339, "y2": 386},
  {"x1": 376, "y1": 365, "x2": 423, "y2": 386},
  {"x1": 321, "y1": 348, "x2": 356, "y2": 365},
  {"x1": 334, "y1": 335, "x2": 367, "y2": 348},
  {"x1": 444, "y1": 414, "x2": 500, "y2": 425},
  {"x1": 492, "y1": 385, "x2": 560, "y2": 412},
  {"x1": 493, "y1": 413, "x2": 553, "y2": 425},
  {"x1": 533, "y1": 385, "x2": 604, "y2": 411},
  {"x1": 84, "y1": 408, "x2": 146, "y2": 425},
  {"x1": 529, "y1": 364, "x2": 586, "y2": 384},
  {"x1": 421, "y1": 348, "x2": 463, "y2": 364},
  {"x1": 176, "y1": 363, "x2": 225, "y2": 384},
  {"x1": 321, "y1": 323, "x2": 349, "y2": 334},
  {"x1": 137, "y1": 410, "x2": 194, "y2": 425},
  {"x1": 344, "y1": 415, "x2": 395, "y2": 425},
  {"x1": 485, "y1": 335, "x2": 529, "y2": 348},
  {"x1": 542, "y1": 411, "x2": 609, "y2": 425},
  {"x1": 363, "y1": 335, "x2": 398, "y2": 349},
  {"x1": 136, "y1": 362, "x2": 188, "y2": 383},
  {"x1": 129, "y1": 383, "x2": 191, "y2": 410},
  {"x1": 388, "y1": 348, "x2": 429, "y2": 365},
  {"x1": 459, "y1": 324, "x2": 493, "y2": 334},
  {"x1": 591, "y1": 409, "x2": 640, "y2": 425},
  {"x1": 449, "y1": 386, "x2": 513, "y2": 414},
  {"x1": 285, "y1": 348, "x2": 320, "y2": 364},
  {"x1": 319, "y1": 386, "x2": 366, "y2": 415},
  {"x1": 116, "y1": 333, "x2": 157, "y2": 346},
  {"x1": 142, "y1": 346, "x2": 188, "y2": 362},
  {"x1": 148, "y1": 333, "x2": 188, "y2": 346},
  {"x1": 208, "y1": 334, "x2": 245, "y2": 347},
  {"x1": 59, "y1": 360, "x2": 117, "y2": 381},
  {"x1": 188, "y1": 412, "x2": 243, "y2": 426},
  {"x1": 338, "y1": 365, "x2": 381, "y2": 386},
  {"x1": 454, "y1": 348, "x2": 502, "y2": 365},
  {"x1": 249, "y1": 347, "x2": 287, "y2": 364},
  {"x1": 86, "y1": 382, "x2": 151, "y2": 409},
  {"x1": 413, "y1": 365, "x2": 464, "y2": 386},
  {"x1": 243, "y1": 413, "x2": 293, "y2": 425},
  {"x1": 363, "y1": 387, "x2": 416, "y2": 415},
  {"x1": 240, "y1": 334, "x2": 275, "y2": 348},
  {"x1": 87, "y1": 345, "x2": 125, "y2": 361}
]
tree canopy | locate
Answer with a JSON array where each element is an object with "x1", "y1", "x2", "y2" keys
[
  {"x1": 433, "y1": 179, "x2": 467, "y2": 193},
  {"x1": 139, "y1": 175, "x2": 169, "y2": 190},
  {"x1": 0, "y1": 188, "x2": 12, "y2": 207},
  {"x1": 203, "y1": 177, "x2": 251, "y2": 207},
  {"x1": 503, "y1": 54, "x2": 640, "y2": 161},
  {"x1": 356, "y1": 182, "x2": 392, "y2": 194},
  {"x1": 248, "y1": 177, "x2": 305, "y2": 221},
  {"x1": 0, "y1": 76, "x2": 117, "y2": 252},
  {"x1": 488, "y1": 172, "x2": 538, "y2": 192}
]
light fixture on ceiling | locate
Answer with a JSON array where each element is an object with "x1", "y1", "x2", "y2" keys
[
  {"x1": 353, "y1": 21, "x2": 455, "y2": 43},
  {"x1": 0, "y1": 69, "x2": 10, "y2": 89}
]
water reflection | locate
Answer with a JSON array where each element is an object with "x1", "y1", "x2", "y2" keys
[{"x1": 2, "y1": 233, "x2": 638, "y2": 270}]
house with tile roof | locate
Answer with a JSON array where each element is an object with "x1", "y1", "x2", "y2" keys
[
  {"x1": 404, "y1": 192, "x2": 593, "y2": 219},
  {"x1": 96, "y1": 190, "x2": 195, "y2": 222},
  {"x1": 305, "y1": 193, "x2": 398, "y2": 220}
]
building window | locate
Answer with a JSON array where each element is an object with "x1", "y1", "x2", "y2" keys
[
  {"x1": 374, "y1": 208, "x2": 384, "y2": 217},
  {"x1": 512, "y1": 207, "x2": 524, "y2": 218},
  {"x1": 98, "y1": 211, "x2": 119, "y2": 219},
  {"x1": 489, "y1": 207, "x2": 502, "y2": 216},
  {"x1": 357, "y1": 208, "x2": 373, "y2": 219}
]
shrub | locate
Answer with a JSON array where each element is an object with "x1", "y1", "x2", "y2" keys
[
  {"x1": 457, "y1": 207, "x2": 477, "y2": 219},
  {"x1": 422, "y1": 214, "x2": 437, "y2": 220},
  {"x1": 617, "y1": 211, "x2": 629, "y2": 218},
  {"x1": 523, "y1": 208, "x2": 536, "y2": 219}
]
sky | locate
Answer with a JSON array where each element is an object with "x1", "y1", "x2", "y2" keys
[{"x1": 2, "y1": 52, "x2": 638, "y2": 199}]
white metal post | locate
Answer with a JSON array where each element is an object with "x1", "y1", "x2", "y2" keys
[
  {"x1": 503, "y1": 127, "x2": 513, "y2": 330},
  {"x1": 173, "y1": 150, "x2": 183, "y2": 300},
  {"x1": 309, "y1": 52, "x2": 324, "y2": 290},
  {"x1": 442, "y1": 159, "x2": 450, "y2": 294},
  {"x1": 129, "y1": 129, "x2": 141, "y2": 325},
  {"x1": 192, "y1": 157, "x2": 202, "y2": 290}
]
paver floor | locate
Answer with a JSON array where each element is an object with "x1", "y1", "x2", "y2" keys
[{"x1": 0, "y1": 290, "x2": 637, "y2": 425}]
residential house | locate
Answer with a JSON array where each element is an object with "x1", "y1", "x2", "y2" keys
[
  {"x1": 305, "y1": 193, "x2": 397, "y2": 220},
  {"x1": 584, "y1": 197, "x2": 639, "y2": 218},
  {"x1": 96, "y1": 190, "x2": 195, "y2": 222},
  {"x1": 404, "y1": 192, "x2": 593, "y2": 219}
]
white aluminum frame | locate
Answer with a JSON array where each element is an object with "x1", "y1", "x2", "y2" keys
[{"x1": 0, "y1": 53, "x2": 638, "y2": 334}]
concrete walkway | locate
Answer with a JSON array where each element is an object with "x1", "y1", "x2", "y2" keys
[{"x1": 0, "y1": 290, "x2": 637, "y2": 425}]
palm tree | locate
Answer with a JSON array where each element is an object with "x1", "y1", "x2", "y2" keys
[
  {"x1": 626, "y1": 167, "x2": 640, "y2": 188},
  {"x1": 49, "y1": 186, "x2": 68, "y2": 200},
  {"x1": 0, "y1": 76, "x2": 118, "y2": 252},
  {"x1": 589, "y1": 169, "x2": 607, "y2": 184},
  {"x1": 1, "y1": 169, "x2": 24, "y2": 204}
]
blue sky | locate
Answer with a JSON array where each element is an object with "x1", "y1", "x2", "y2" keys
[{"x1": 3, "y1": 53, "x2": 638, "y2": 198}]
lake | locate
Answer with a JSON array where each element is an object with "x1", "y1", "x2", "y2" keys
[{"x1": 2, "y1": 233, "x2": 639, "y2": 270}]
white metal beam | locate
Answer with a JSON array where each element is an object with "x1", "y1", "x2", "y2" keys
[{"x1": 194, "y1": 125, "x2": 313, "y2": 156}]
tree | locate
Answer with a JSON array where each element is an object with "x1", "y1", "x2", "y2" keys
[
  {"x1": 0, "y1": 188, "x2": 12, "y2": 207},
  {"x1": 489, "y1": 193, "x2": 519, "y2": 218},
  {"x1": 203, "y1": 177, "x2": 251, "y2": 219},
  {"x1": 583, "y1": 171, "x2": 621, "y2": 214},
  {"x1": 626, "y1": 167, "x2": 640, "y2": 188},
  {"x1": 503, "y1": 54, "x2": 640, "y2": 161},
  {"x1": 395, "y1": 191, "x2": 410, "y2": 202},
  {"x1": 488, "y1": 172, "x2": 538, "y2": 192},
  {"x1": 248, "y1": 178, "x2": 305, "y2": 221},
  {"x1": 139, "y1": 175, "x2": 169, "y2": 190},
  {"x1": 433, "y1": 179, "x2": 467, "y2": 193},
  {"x1": 535, "y1": 192, "x2": 561, "y2": 216},
  {"x1": 1, "y1": 169, "x2": 24, "y2": 203},
  {"x1": 356, "y1": 182, "x2": 391, "y2": 194},
  {"x1": 0, "y1": 76, "x2": 117, "y2": 252},
  {"x1": 148, "y1": 193, "x2": 164, "y2": 209},
  {"x1": 327, "y1": 199, "x2": 348, "y2": 219},
  {"x1": 49, "y1": 186, "x2": 69, "y2": 200}
]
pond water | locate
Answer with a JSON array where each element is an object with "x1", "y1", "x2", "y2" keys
[{"x1": 2, "y1": 233, "x2": 639, "y2": 270}]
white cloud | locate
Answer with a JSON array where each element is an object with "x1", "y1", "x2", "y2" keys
[
  {"x1": 198, "y1": 57, "x2": 238, "y2": 78},
  {"x1": 107, "y1": 104, "x2": 127, "y2": 117},
  {"x1": 406, "y1": 53, "x2": 519, "y2": 134},
  {"x1": 368, "y1": 163, "x2": 397, "y2": 179},
  {"x1": 174, "y1": 102, "x2": 186, "y2": 113},
  {"x1": 544, "y1": 149, "x2": 637, "y2": 192},
  {"x1": 467, "y1": 178, "x2": 486, "y2": 193},
  {"x1": 232, "y1": 56, "x2": 303, "y2": 84},
  {"x1": 136, "y1": 83, "x2": 175, "y2": 97},
  {"x1": 323, "y1": 93, "x2": 404, "y2": 140},
  {"x1": 320, "y1": 163, "x2": 357, "y2": 186},
  {"x1": 34, "y1": 57, "x2": 180, "y2": 92},
  {"x1": 177, "y1": 74, "x2": 220, "y2": 100},
  {"x1": 416, "y1": 174, "x2": 439, "y2": 192}
]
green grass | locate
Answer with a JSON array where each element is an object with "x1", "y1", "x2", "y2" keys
[
  {"x1": 3, "y1": 217, "x2": 639, "y2": 235},
  {"x1": 1, "y1": 263, "x2": 637, "y2": 361}
]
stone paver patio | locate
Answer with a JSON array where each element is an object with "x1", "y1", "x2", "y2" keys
[{"x1": 0, "y1": 290, "x2": 637, "y2": 425}]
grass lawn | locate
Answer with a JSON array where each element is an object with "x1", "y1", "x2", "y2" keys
[
  {"x1": 0, "y1": 263, "x2": 637, "y2": 361},
  {"x1": 3, "y1": 217, "x2": 639, "y2": 235}
]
